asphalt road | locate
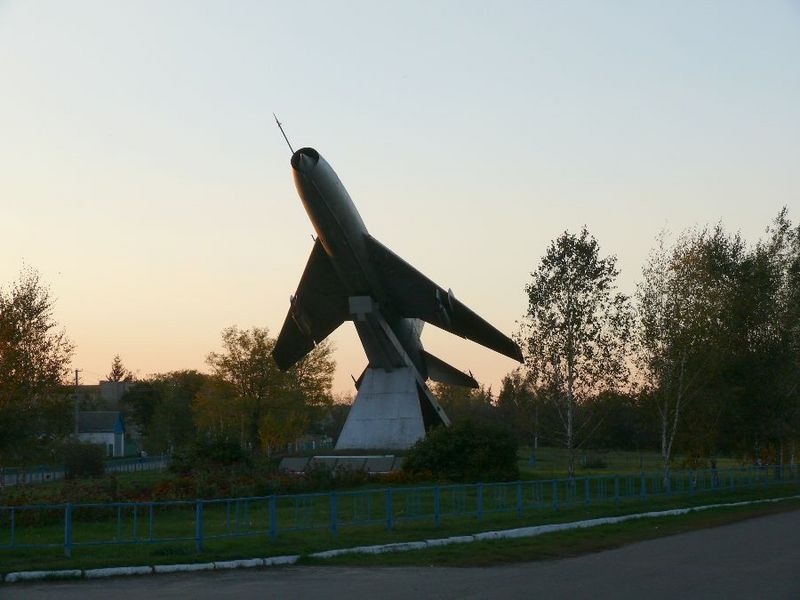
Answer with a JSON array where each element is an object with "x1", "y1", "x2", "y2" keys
[{"x1": 6, "y1": 509, "x2": 800, "y2": 599}]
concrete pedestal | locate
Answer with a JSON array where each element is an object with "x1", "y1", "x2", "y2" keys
[{"x1": 335, "y1": 367, "x2": 427, "y2": 450}]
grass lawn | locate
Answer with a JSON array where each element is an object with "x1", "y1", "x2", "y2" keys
[
  {"x1": 517, "y1": 447, "x2": 745, "y2": 479},
  {"x1": 301, "y1": 497, "x2": 800, "y2": 567}
]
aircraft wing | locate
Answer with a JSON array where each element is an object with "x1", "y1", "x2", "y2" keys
[
  {"x1": 365, "y1": 234, "x2": 524, "y2": 363},
  {"x1": 273, "y1": 238, "x2": 349, "y2": 370}
]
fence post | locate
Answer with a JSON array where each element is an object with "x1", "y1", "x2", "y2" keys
[
  {"x1": 551, "y1": 480, "x2": 558, "y2": 510},
  {"x1": 729, "y1": 467, "x2": 734, "y2": 489},
  {"x1": 386, "y1": 489, "x2": 393, "y2": 530},
  {"x1": 584, "y1": 477, "x2": 590, "y2": 506},
  {"x1": 434, "y1": 486, "x2": 440, "y2": 527},
  {"x1": 517, "y1": 481, "x2": 523, "y2": 516},
  {"x1": 641, "y1": 473, "x2": 646, "y2": 502},
  {"x1": 269, "y1": 496, "x2": 277, "y2": 540},
  {"x1": 64, "y1": 503, "x2": 73, "y2": 558},
  {"x1": 477, "y1": 484, "x2": 484, "y2": 520},
  {"x1": 195, "y1": 500, "x2": 204, "y2": 553},
  {"x1": 331, "y1": 492, "x2": 338, "y2": 535},
  {"x1": 614, "y1": 475, "x2": 620, "y2": 505}
]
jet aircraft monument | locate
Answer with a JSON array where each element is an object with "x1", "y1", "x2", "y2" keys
[{"x1": 273, "y1": 136, "x2": 523, "y2": 449}]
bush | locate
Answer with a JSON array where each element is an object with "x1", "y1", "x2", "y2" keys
[
  {"x1": 63, "y1": 442, "x2": 105, "y2": 479},
  {"x1": 193, "y1": 433, "x2": 248, "y2": 465},
  {"x1": 403, "y1": 420, "x2": 519, "y2": 482},
  {"x1": 170, "y1": 433, "x2": 248, "y2": 474}
]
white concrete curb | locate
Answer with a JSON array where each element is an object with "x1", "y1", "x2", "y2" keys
[
  {"x1": 153, "y1": 562, "x2": 215, "y2": 574},
  {"x1": 306, "y1": 494, "x2": 800, "y2": 559},
  {"x1": 3, "y1": 570, "x2": 82, "y2": 583},
  {"x1": 3, "y1": 494, "x2": 799, "y2": 583},
  {"x1": 214, "y1": 558, "x2": 265, "y2": 570},
  {"x1": 263, "y1": 555, "x2": 300, "y2": 566},
  {"x1": 85, "y1": 566, "x2": 153, "y2": 579}
]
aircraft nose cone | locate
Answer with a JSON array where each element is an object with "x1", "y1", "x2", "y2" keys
[{"x1": 291, "y1": 147, "x2": 320, "y2": 173}]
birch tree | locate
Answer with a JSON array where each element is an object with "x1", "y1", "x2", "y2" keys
[
  {"x1": 636, "y1": 228, "x2": 742, "y2": 484},
  {"x1": 519, "y1": 228, "x2": 631, "y2": 477}
]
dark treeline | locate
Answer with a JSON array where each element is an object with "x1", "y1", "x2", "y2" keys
[
  {"x1": 449, "y1": 209, "x2": 799, "y2": 479},
  {"x1": 1, "y1": 210, "x2": 798, "y2": 477}
]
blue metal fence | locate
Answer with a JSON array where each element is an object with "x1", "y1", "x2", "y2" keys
[{"x1": 1, "y1": 464, "x2": 797, "y2": 558}]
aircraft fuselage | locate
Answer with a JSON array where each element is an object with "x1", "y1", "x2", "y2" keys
[{"x1": 290, "y1": 147, "x2": 426, "y2": 374}]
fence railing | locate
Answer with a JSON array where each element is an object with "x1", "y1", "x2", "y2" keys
[
  {"x1": 0, "y1": 456, "x2": 169, "y2": 487},
  {"x1": 1, "y1": 464, "x2": 797, "y2": 558}
]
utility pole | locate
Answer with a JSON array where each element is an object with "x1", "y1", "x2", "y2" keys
[{"x1": 73, "y1": 369, "x2": 81, "y2": 436}]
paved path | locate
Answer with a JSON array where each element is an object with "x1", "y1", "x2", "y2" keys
[{"x1": 6, "y1": 510, "x2": 800, "y2": 599}]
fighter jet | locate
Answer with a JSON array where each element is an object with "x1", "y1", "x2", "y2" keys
[{"x1": 273, "y1": 144, "x2": 523, "y2": 427}]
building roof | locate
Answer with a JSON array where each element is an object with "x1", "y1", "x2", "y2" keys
[{"x1": 78, "y1": 411, "x2": 124, "y2": 434}]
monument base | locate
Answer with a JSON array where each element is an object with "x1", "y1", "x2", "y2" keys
[{"x1": 335, "y1": 367, "x2": 427, "y2": 450}]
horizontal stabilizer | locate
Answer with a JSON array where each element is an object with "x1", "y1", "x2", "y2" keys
[{"x1": 422, "y1": 350, "x2": 479, "y2": 388}]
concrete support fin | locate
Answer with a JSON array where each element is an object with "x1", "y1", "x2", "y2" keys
[{"x1": 335, "y1": 368, "x2": 427, "y2": 450}]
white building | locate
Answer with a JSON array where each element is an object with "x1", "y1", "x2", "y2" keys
[{"x1": 77, "y1": 411, "x2": 125, "y2": 457}]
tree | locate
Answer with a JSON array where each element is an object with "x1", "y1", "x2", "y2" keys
[
  {"x1": 636, "y1": 227, "x2": 743, "y2": 481},
  {"x1": 121, "y1": 371, "x2": 207, "y2": 454},
  {"x1": 431, "y1": 381, "x2": 496, "y2": 425},
  {"x1": 496, "y1": 369, "x2": 538, "y2": 447},
  {"x1": 518, "y1": 227, "x2": 631, "y2": 477},
  {"x1": 202, "y1": 326, "x2": 335, "y2": 453},
  {"x1": 0, "y1": 267, "x2": 74, "y2": 465},
  {"x1": 107, "y1": 354, "x2": 133, "y2": 382},
  {"x1": 723, "y1": 209, "x2": 800, "y2": 464}
]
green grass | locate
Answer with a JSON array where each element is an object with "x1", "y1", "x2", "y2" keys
[
  {"x1": 518, "y1": 447, "x2": 745, "y2": 479},
  {"x1": 300, "y1": 498, "x2": 800, "y2": 567},
  {"x1": 1, "y1": 479, "x2": 798, "y2": 574}
]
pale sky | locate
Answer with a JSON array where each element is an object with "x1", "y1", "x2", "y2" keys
[{"x1": 1, "y1": 1, "x2": 798, "y2": 394}]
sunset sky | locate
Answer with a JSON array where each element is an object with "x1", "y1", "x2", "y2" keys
[{"x1": 1, "y1": 1, "x2": 798, "y2": 395}]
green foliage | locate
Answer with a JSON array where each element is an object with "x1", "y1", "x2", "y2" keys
[
  {"x1": 194, "y1": 432, "x2": 248, "y2": 465},
  {"x1": 63, "y1": 442, "x2": 105, "y2": 479},
  {"x1": 431, "y1": 382, "x2": 497, "y2": 425},
  {"x1": 170, "y1": 433, "x2": 248, "y2": 474},
  {"x1": 200, "y1": 326, "x2": 335, "y2": 453},
  {"x1": 0, "y1": 267, "x2": 74, "y2": 465},
  {"x1": 519, "y1": 227, "x2": 632, "y2": 476},
  {"x1": 404, "y1": 420, "x2": 519, "y2": 482},
  {"x1": 121, "y1": 371, "x2": 205, "y2": 454}
]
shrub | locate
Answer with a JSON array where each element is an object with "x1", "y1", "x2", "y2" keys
[
  {"x1": 403, "y1": 420, "x2": 519, "y2": 482},
  {"x1": 169, "y1": 433, "x2": 248, "y2": 474},
  {"x1": 193, "y1": 433, "x2": 248, "y2": 466},
  {"x1": 63, "y1": 442, "x2": 105, "y2": 479}
]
